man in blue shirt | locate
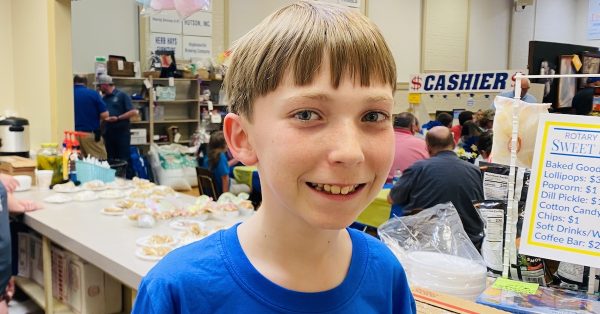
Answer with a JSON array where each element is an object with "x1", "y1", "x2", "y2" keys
[
  {"x1": 492, "y1": 77, "x2": 537, "y2": 111},
  {"x1": 73, "y1": 75, "x2": 109, "y2": 159},
  {"x1": 96, "y1": 74, "x2": 138, "y2": 168}
]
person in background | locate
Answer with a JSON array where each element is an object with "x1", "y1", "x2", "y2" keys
[
  {"x1": 203, "y1": 131, "x2": 250, "y2": 196},
  {"x1": 474, "y1": 131, "x2": 493, "y2": 166},
  {"x1": 388, "y1": 126, "x2": 485, "y2": 250},
  {"x1": 73, "y1": 74, "x2": 109, "y2": 160},
  {"x1": 477, "y1": 109, "x2": 495, "y2": 131},
  {"x1": 96, "y1": 74, "x2": 138, "y2": 173},
  {"x1": 492, "y1": 77, "x2": 537, "y2": 110},
  {"x1": 388, "y1": 112, "x2": 429, "y2": 182},
  {"x1": 450, "y1": 111, "x2": 473, "y2": 144},
  {"x1": 0, "y1": 174, "x2": 42, "y2": 313},
  {"x1": 571, "y1": 77, "x2": 600, "y2": 116},
  {"x1": 133, "y1": 2, "x2": 415, "y2": 313},
  {"x1": 421, "y1": 112, "x2": 453, "y2": 132}
]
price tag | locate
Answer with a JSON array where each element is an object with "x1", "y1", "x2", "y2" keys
[
  {"x1": 207, "y1": 101, "x2": 213, "y2": 111},
  {"x1": 408, "y1": 93, "x2": 421, "y2": 104},
  {"x1": 168, "y1": 77, "x2": 175, "y2": 87},
  {"x1": 117, "y1": 60, "x2": 124, "y2": 71},
  {"x1": 143, "y1": 79, "x2": 152, "y2": 89},
  {"x1": 492, "y1": 277, "x2": 539, "y2": 295},
  {"x1": 154, "y1": 62, "x2": 161, "y2": 68}
]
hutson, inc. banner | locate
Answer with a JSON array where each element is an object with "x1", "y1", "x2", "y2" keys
[{"x1": 408, "y1": 70, "x2": 524, "y2": 93}]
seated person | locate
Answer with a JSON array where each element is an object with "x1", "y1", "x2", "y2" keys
[
  {"x1": 422, "y1": 112, "x2": 453, "y2": 132},
  {"x1": 450, "y1": 111, "x2": 473, "y2": 144},
  {"x1": 474, "y1": 131, "x2": 493, "y2": 166},
  {"x1": 388, "y1": 127, "x2": 485, "y2": 250},
  {"x1": 203, "y1": 131, "x2": 250, "y2": 196}
]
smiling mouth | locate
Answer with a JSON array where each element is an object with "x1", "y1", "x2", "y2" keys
[{"x1": 307, "y1": 182, "x2": 365, "y2": 195}]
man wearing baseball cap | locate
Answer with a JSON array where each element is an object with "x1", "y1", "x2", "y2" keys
[{"x1": 96, "y1": 74, "x2": 138, "y2": 170}]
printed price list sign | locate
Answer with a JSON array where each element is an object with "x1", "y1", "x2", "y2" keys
[{"x1": 521, "y1": 114, "x2": 600, "y2": 268}]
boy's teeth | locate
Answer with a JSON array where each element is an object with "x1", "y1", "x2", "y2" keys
[
  {"x1": 330, "y1": 185, "x2": 341, "y2": 194},
  {"x1": 324, "y1": 184, "x2": 331, "y2": 192},
  {"x1": 341, "y1": 186, "x2": 350, "y2": 195},
  {"x1": 310, "y1": 183, "x2": 360, "y2": 195}
]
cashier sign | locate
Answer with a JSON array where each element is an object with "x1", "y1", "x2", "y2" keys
[
  {"x1": 408, "y1": 70, "x2": 524, "y2": 93},
  {"x1": 520, "y1": 114, "x2": 600, "y2": 268}
]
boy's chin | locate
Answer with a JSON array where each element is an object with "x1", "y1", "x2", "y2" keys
[{"x1": 303, "y1": 214, "x2": 357, "y2": 231}]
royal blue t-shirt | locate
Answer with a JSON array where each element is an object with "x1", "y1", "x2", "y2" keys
[
  {"x1": 74, "y1": 85, "x2": 107, "y2": 132},
  {"x1": 202, "y1": 152, "x2": 230, "y2": 196},
  {"x1": 133, "y1": 224, "x2": 416, "y2": 314}
]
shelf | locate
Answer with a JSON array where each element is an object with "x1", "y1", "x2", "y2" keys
[
  {"x1": 131, "y1": 121, "x2": 149, "y2": 124},
  {"x1": 15, "y1": 276, "x2": 73, "y2": 314},
  {"x1": 154, "y1": 119, "x2": 198, "y2": 123},
  {"x1": 132, "y1": 143, "x2": 150, "y2": 146},
  {"x1": 200, "y1": 103, "x2": 228, "y2": 107},
  {"x1": 154, "y1": 99, "x2": 199, "y2": 103},
  {"x1": 131, "y1": 99, "x2": 149, "y2": 103},
  {"x1": 156, "y1": 139, "x2": 191, "y2": 145}
]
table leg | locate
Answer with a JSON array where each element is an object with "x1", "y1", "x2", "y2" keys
[
  {"x1": 123, "y1": 286, "x2": 138, "y2": 312},
  {"x1": 42, "y1": 236, "x2": 54, "y2": 313}
]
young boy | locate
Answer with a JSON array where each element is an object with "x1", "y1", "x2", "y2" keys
[{"x1": 133, "y1": 1, "x2": 415, "y2": 313}]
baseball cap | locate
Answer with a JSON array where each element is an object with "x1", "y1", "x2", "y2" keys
[
  {"x1": 94, "y1": 74, "x2": 113, "y2": 85},
  {"x1": 586, "y1": 77, "x2": 600, "y2": 84}
]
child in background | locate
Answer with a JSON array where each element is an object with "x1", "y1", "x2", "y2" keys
[
  {"x1": 203, "y1": 131, "x2": 250, "y2": 196},
  {"x1": 133, "y1": 1, "x2": 415, "y2": 313}
]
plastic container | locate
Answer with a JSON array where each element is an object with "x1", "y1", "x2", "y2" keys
[
  {"x1": 75, "y1": 160, "x2": 116, "y2": 183},
  {"x1": 36, "y1": 143, "x2": 62, "y2": 185}
]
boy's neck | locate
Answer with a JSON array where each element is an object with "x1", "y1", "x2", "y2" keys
[{"x1": 237, "y1": 208, "x2": 352, "y2": 292}]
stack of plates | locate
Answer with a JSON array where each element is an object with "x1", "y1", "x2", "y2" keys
[{"x1": 405, "y1": 251, "x2": 487, "y2": 301}]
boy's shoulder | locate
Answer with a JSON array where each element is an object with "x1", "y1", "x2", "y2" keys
[
  {"x1": 348, "y1": 228, "x2": 402, "y2": 271},
  {"x1": 144, "y1": 229, "x2": 227, "y2": 283}
]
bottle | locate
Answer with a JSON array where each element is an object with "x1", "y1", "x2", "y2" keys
[
  {"x1": 37, "y1": 143, "x2": 62, "y2": 185},
  {"x1": 392, "y1": 169, "x2": 403, "y2": 185}
]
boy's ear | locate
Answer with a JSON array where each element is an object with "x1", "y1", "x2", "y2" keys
[{"x1": 223, "y1": 113, "x2": 258, "y2": 165}]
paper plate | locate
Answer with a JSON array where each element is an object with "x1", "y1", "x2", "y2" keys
[
  {"x1": 135, "y1": 247, "x2": 168, "y2": 261},
  {"x1": 136, "y1": 235, "x2": 178, "y2": 247},
  {"x1": 72, "y1": 191, "x2": 99, "y2": 202},
  {"x1": 98, "y1": 190, "x2": 126, "y2": 199},
  {"x1": 100, "y1": 207, "x2": 125, "y2": 216},
  {"x1": 169, "y1": 219, "x2": 206, "y2": 231},
  {"x1": 43, "y1": 194, "x2": 73, "y2": 203}
]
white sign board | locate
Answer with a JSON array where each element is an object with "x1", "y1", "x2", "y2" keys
[
  {"x1": 150, "y1": 11, "x2": 182, "y2": 34},
  {"x1": 151, "y1": 33, "x2": 182, "y2": 59},
  {"x1": 183, "y1": 11, "x2": 212, "y2": 37},
  {"x1": 520, "y1": 114, "x2": 600, "y2": 268},
  {"x1": 182, "y1": 36, "x2": 212, "y2": 60}
]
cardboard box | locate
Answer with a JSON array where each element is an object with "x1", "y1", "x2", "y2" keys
[
  {"x1": 130, "y1": 128, "x2": 148, "y2": 145},
  {"x1": 67, "y1": 257, "x2": 122, "y2": 314},
  {"x1": 0, "y1": 155, "x2": 36, "y2": 182},
  {"x1": 29, "y1": 235, "x2": 44, "y2": 286},
  {"x1": 51, "y1": 246, "x2": 69, "y2": 302},
  {"x1": 17, "y1": 232, "x2": 30, "y2": 278},
  {"x1": 411, "y1": 286, "x2": 508, "y2": 314}
]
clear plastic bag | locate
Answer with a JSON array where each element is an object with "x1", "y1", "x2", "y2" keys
[
  {"x1": 378, "y1": 203, "x2": 487, "y2": 300},
  {"x1": 491, "y1": 96, "x2": 550, "y2": 168}
]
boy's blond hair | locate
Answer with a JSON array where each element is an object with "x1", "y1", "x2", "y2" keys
[{"x1": 224, "y1": 0, "x2": 396, "y2": 120}]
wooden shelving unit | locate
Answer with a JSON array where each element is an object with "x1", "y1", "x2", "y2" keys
[{"x1": 15, "y1": 276, "x2": 73, "y2": 314}]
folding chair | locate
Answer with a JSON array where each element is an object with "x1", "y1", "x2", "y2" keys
[{"x1": 196, "y1": 167, "x2": 220, "y2": 200}]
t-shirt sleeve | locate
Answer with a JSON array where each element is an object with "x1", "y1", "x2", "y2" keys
[
  {"x1": 389, "y1": 165, "x2": 419, "y2": 205},
  {"x1": 393, "y1": 265, "x2": 416, "y2": 314},
  {"x1": 215, "y1": 153, "x2": 230, "y2": 180},
  {"x1": 95, "y1": 93, "x2": 108, "y2": 114},
  {"x1": 132, "y1": 278, "x2": 175, "y2": 314}
]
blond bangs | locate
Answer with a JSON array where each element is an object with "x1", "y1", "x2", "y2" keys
[{"x1": 224, "y1": 1, "x2": 396, "y2": 119}]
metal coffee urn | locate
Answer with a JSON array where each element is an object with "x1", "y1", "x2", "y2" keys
[{"x1": 0, "y1": 117, "x2": 30, "y2": 157}]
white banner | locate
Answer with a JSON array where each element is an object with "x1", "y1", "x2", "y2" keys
[
  {"x1": 408, "y1": 70, "x2": 525, "y2": 93},
  {"x1": 151, "y1": 33, "x2": 182, "y2": 59},
  {"x1": 150, "y1": 11, "x2": 182, "y2": 34},
  {"x1": 183, "y1": 11, "x2": 212, "y2": 37},
  {"x1": 183, "y1": 36, "x2": 212, "y2": 60}
]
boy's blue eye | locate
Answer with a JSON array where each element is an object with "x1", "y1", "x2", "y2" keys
[
  {"x1": 294, "y1": 110, "x2": 319, "y2": 121},
  {"x1": 362, "y1": 111, "x2": 388, "y2": 122}
]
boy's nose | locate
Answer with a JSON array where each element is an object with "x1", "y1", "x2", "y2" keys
[{"x1": 326, "y1": 122, "x2": 365, "y2": 166}]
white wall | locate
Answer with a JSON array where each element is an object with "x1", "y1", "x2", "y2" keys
[
  {"x1": 0, "y1": 0, "x2": 15, "y2": 114},
  {"x1": 468, "y1": 0, "x2": 511, "y2": 70},
  {"x1": 369, "y1": 0, "x2": 421, "y2": 82},
  {"x1": 71, "y1": 0, "x2": 139, "y2": 73},
  {"x1": 228, "y1": 0, "x2": 294, "y2": 45}
]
